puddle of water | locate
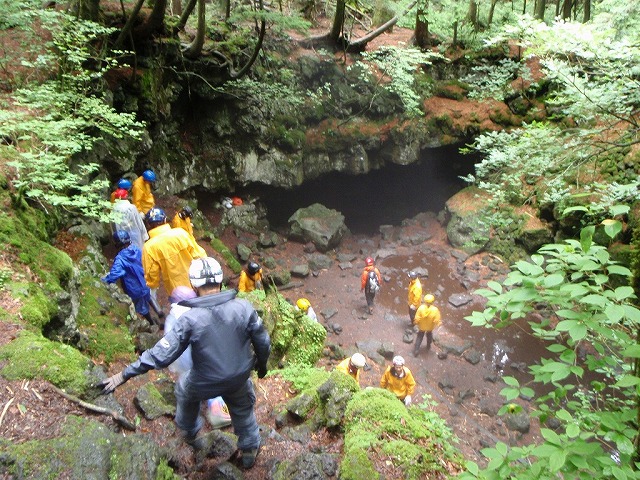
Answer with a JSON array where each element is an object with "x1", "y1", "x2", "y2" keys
[{"x1": 378, "y1": 252, "x2": 549, "y2": 386}]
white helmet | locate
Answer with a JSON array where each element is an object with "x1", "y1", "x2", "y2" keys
[
  {"x1": 189, "y1": 257, "x2": 223, "y2": 288},
  {"x1": 392, "y1": 355, "x2": 405, "y2": 366},
  {"x1": 350, "y1": 353, "x2": 366, "y2": 369}
]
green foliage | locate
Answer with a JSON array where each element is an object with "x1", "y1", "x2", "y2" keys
[
  {"x1": 0, "y1": 330, "x2": 91, "y2": 395},
  {"x1": 276, "y1": 365, "x2": 331, "y2": 392},
  {"x1": 341, "y1": 388, "x2": 462, "y2": 479},
  {"x1": 464, "y1": 220, "x2": 640, "y2": 478},
  {"x1": 248, "y1": 292, "x2": 326, "y2": 367},
  {"x1": 462, "y1": 58, "x2": 532, "y2": 102},
  {"x1": 1, "y1": 11, "x2": 143, "y2": 221},
  {"x1": 0, "y1": 268, "x2": 10, "y2": 289},
  {"x1": 357, "y1": 47, "x2": 443, "y2": 117}
]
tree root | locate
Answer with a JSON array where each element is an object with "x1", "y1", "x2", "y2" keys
[{"x1": 50, "y1": 385, "x2": 136, "y2": 431}]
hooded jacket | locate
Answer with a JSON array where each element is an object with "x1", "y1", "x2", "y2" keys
[
  {"x1": 380, "y1": 365, "x2": 416, "y2": 400},
  {"x1": 407, "y1": 278, "x2": 423, "y2": 309},
  {"x1": 102, "y1": 244, "x2": 149, "y2": 300},
  {"x1": 238, "y1": 269, "x2": 263, "y2": 293},
  {"x1": 132, "y1": 175, "x2": 155, "y2": 214},
  {"x1": 171, "y1": 213, "x2": 194, "y2": 239},
  {"x1": 142, "y1": 224, "x2": 206, "y2": 292},
  {"x1": 414, "y1": 303, "x2": 441, "y2": 332},
  {"x1": 123, "y1": 289, "x2": 271, "y2": 386},
  {"x1": 112, "y1": 199, "x2": 149, "y2": 251}
]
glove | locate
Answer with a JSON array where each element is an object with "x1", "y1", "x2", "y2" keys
[
  {"x1": 257, "y1": 365, "x2": 267, "y2": 379},
  {"x1": 404, "y1": 395, "x2": 412, "y2": 406},
  {"x1": 150, "y1": 288, "x2": 158, "y2": 302},
  {"x1": 255, "y1": 281, "x2": 263, "y2": 290},
  {"x1": 97, "y1": 371, "x2": 127, "y2": 395}
]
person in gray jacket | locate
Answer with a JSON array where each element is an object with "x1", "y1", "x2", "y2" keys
[{"x1": 98, "y1": 256, "x2": 271, "y2": 469}]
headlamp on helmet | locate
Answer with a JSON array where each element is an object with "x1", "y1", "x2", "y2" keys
[{"x1": 189, "y1": 257, "x2": 223, "y2": 288}]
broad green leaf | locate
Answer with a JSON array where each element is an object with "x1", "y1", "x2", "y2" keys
[
  {"x1": 609, "y1": 205, "x2": 630, "y2": 216},
  {"x1": 604, "y1": 304, "x2": 625, "y2": 323},
  {"x1": 543, "y1": 273, "x2": 564, "y2": 288},
  {"x1": 579, "y1": 294, "x2": 606, "y2": 307},
  {"x1": 622, "y1": 305, "x2": 640, "y2": 323},
  {"x1": 502, "y1": 376, "x2": 519, "y2": 387},
  {"x1": 615, "y1": 375, "x2": 640, "y2": 388},
  {"x1": 601, "y1": 219, "x2": 622, "y2": 239},
  {"x1": 487, "y1": 281, "x2": 503, "y2": 293},
  {"x1": 614, "y1": 286, "x2": 635, "y2": 301},
  {"x1": 621, "y1": 345, "x2": 640, "y2": 358},
  {"x1": 607, "y1": 265, "x2": 632, "y2": 276},
  {"x1": 548, "y1": 449, "x2": 567, "y2": 472},
  {"x1": 566, "y1": 423, "x2": 580, "y2": 438},
  {"x1": 580, "y1": 225, "x2": 595, "y2": 252},
  {"x1": 568, "y1": 323, "x2": 587, "y2": 342},
  {"x1": 555, "y1": 409, "x2": 572, "y2": 422}
]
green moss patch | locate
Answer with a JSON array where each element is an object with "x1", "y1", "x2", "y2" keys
[
  {"x1": 341, "y1": 389, "x2": 464, "y2": 479},
  {"x1": 0, "y1": 330, "x2": 91, "y2": 395},
  {"x1": 75, "y1": 273, "x2": 135, "y2": 363},
  {"x1": 210, "y1": 236, "x2": 242, "y2": 273}
]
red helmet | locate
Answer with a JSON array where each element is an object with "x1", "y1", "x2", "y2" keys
[
  {"x1": 113, "y1": 188, "x2": 128, "y2": 200},
  {"x1": 365, "y1": 257, "x2": 374, "y2": 266}
]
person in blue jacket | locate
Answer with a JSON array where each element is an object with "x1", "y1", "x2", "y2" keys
[{"x1": 102, "y1": 230, "x2": 156, "y2": 325}]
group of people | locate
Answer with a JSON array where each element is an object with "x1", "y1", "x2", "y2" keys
[
  {"x1": 336, "y1": 353, "x2": 416, "y2": 406},
  {"x1": 100, "y1": 170, "x2": 442, "y2": 469},
  {"x1": 360, "y1": 258, "x2": 442, "y2": 357},
  {"x1": 100, "y1": 171, "x2": 271, "y2": 469}
]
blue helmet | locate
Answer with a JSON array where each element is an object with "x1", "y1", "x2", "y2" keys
[
  {"x1": 145, "y1": 207, "x2": 166, "y2": 225},
  {"x1": 113, "y1": 230, "x2": 131, "y2": 248},
  {"x1": 117, "y1": 178, "x2": 132, "y2": 190},
  {"x1": 142, "y1": 170, "x2": 156, "y2": 182}
]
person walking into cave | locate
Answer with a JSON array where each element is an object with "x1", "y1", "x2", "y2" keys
[
  {"x1": 407, "y1": 271, "x2": 422, "y2": 327},
  {"x1": 335, "y1": 353, "x2": 367, "y2": 386},
  {"x1": 380, "y1": 356, "x2": 416, "y2": 406},
  {"x1": 238, "y1": 261, "x2": 264, "y2": 293},
  {"x1": 360, "y1": 257, "x2": 382, "y2": 314},
  {"x1": 413, "y1": 294, "x2": 441, "y2": 357},
  {"x1": 110, "y1": 178, "x2": 132, "y2": 203},
  {"x1": 132, "y1": 169, "x2": 157, "y2": 215},
  {"x1": 98, "y1": 257, "x2": 271, "y2": 470},
  {"x1": 171, "y1": 205, "x2": 196, "y2": 241},
  {"x1": 101, "y1": 230, "x2": 157, "y2": 325},
  {"x1": 142, "y1": 207, "x2": 206, "y2": 310},
  {"x1": 111, "y1": 188, "x2": 149, "y2": 251}
]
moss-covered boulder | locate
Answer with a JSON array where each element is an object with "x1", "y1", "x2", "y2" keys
[
  {"x1": 445, "y1": 187, "x2": 492, "y2": 254},
  {"x1": 341, "y1": 388, "x2": 463, "y2": 479},
  {"x1": 288, "y1": 203, "x2": 348, "y2": 253},
  {"x1": 0, "y1": 415, "x2": 177, "y2": 479}
]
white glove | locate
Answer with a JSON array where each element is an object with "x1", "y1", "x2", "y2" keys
[
  {"x1": 404, "y1": 395, "x2": 412, "y2": 406},
  {"x1": 150, "y1": 288, "x2": 158, "y2": 302}
]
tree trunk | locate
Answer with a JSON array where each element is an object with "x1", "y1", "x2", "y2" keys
[
  {"x1": 534, "y1": 0, "x2": 545, "y2": 20},
  {"x1": 75, "y1": 0, "x2": 100, "y2": 21},
  {"x1": 134, "y1": 0, "x2": 168, "y2": 40},
  {"x1": 114, "y1": 0, "x2": 147, "y2": 48},
  {"x1": 183, "y1": 0, "x2": 205, "y2": 58},
  {"x1": 176, "y1": 0, "x2": 198, "y2": 31},
  {"x1": 452, "y1": 20, "x2": 458, "y2": 47},
  {"x1": 561, "y1": 0, "x2": 572, "y2": 19},
  {"x1": 171, "y1": 0, "x2": 182, "y2": 15},
  {"x1": 414, "y1": 0, "x2": 429, "y2": 49},
  {"x1": 487, "y1": 0, "x2": 498, "y2": 26},
  {"x1": 329, "y1": 0, "x2": 346, "y2": 43},
  {"x1": 583, "y1": 0, "x2": 591, "y2": 22},
  {"x1": 467, "y1": 0, "x2": 478, "y2": 31},
  {"x1": 522, "y1": 0, "x2": 526, "y2": 15}
]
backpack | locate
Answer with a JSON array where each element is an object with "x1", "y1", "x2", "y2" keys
[{"x1": 366, "y1": 270, "x2": 380, "y2": 294}]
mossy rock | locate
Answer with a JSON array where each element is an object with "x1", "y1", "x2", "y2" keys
[
  {"x1": 342, "y1": 388, "x2": 463, "y2": 479},
  {"x1": 0, "y1": 330, "x2": 92, "y2": 396},
  {"x1": 445, "y1": 187, "x2": 492, "y2": 254},
  {"x1": 0, "y1": 415, "x2": 176, "y2": 479}
]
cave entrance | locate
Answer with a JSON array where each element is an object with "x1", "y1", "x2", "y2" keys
[{"x1": 237, "y1": 144, "x2": 476, "y2": 235}]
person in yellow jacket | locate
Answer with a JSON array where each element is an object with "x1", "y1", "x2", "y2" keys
[
  {"x1": 238, "y1": 261, "x2": 264, "y2": 293},
  {"x1": 413, "y1": 294, "x2": 441, "y2": 357},
  {"x1": 132, "y1": 169, "x2": 156, "y2": 215},
  {"x1": 380, "y1": 356, "x2": 416, "y2": 406},
  {"x1": 171, "y1": 206, "x2": 195, "y2": 240},
  {"x1": 335, "y1": 353, "x2": 367, "y2": 386},
  {"x1": 407, "y1": 271, "x2": 422, "y2": 326},
  {"x1": 142, "y1": 207, "x2": 206, "y2": 298}
]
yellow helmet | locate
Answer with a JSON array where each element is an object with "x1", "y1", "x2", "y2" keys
[
  {"x1": 296, "y1": 298, "x2": 311, "y2": 312},
  {"x1": 424, "y1": 294, "x2": 435, "y2": 303}
]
